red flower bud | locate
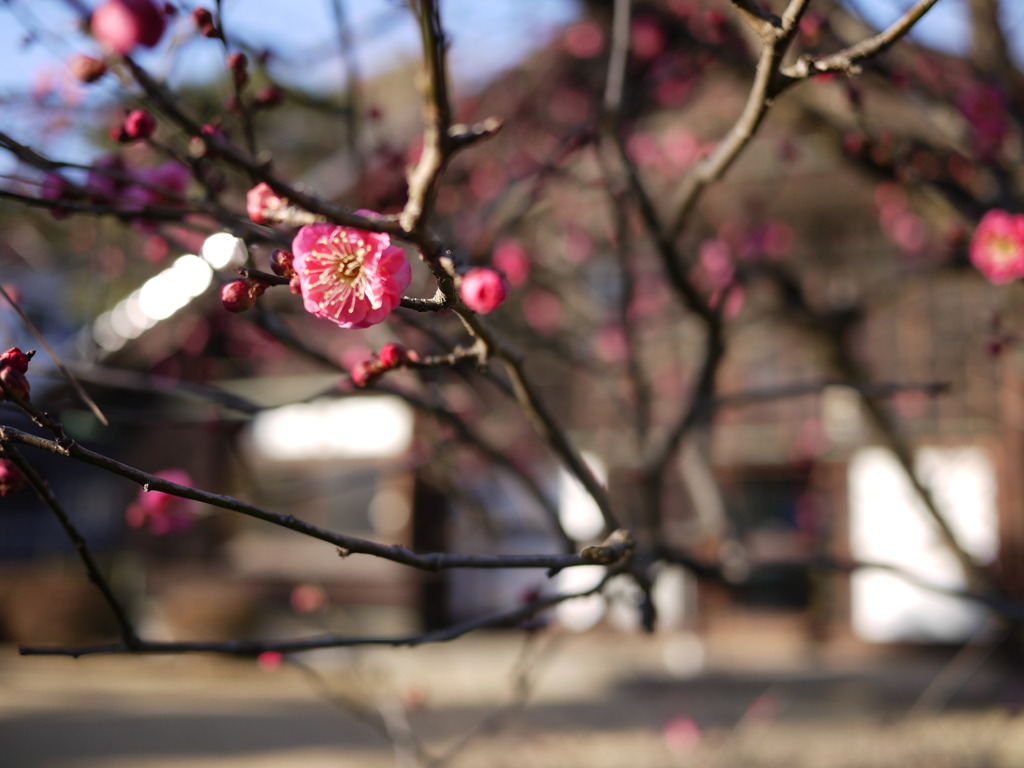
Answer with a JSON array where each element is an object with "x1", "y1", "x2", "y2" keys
[
  {"x1": 0, "y1": 367, "x2": 31, "y2": 402},
  {"x1": 115, "y1": 109, "x2": 156, "y2": 142},
  {"x1": 0, "y1": 347, "x2": 32, "y2": 374},
  {"x1": 0, "y1": 459, "x2": 25, "y2": 497},
  {"x1": 350, "y1": 358, "x2": 382, "y2": 388},
  {"x1": 191, "y1": 7, "x2": 221, "y2": 38},
  {"x1": 220, "y1": 280, "x2": 256, "y2": 313},
  {"x1": 270, "y1": 249, "x2": 294, "y2": 277},
  {"x1": 378, "y1": 343, "x2": 408, "y2": 369},
  {"x1": 68, "y1": 54, "x2": 108, "y2": 83},
  {"x1": 227, "y1": 52, "x2": 248, "y2": 89}
]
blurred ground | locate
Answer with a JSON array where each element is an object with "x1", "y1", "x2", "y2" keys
[{"x1": 1, "y1": 614, "x2": 1022, "y2": 768}]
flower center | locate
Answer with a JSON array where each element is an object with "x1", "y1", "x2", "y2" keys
[
  {"x1": 990, "y1": 236, "x2": 1018, "y2": 266},
  {"x1": 308, "y1": 231, "x2": 383, "y2": 314}
]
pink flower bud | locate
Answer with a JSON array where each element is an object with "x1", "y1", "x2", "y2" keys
[
  {"x1": 227, "y1": 52, "x2": 248, "y2": 88},
  {"x1": 125, "y1": 468, "x2": 197, "y2": 534},
  {"x1": 220, "y1": 280, "x2": 256, "y2": 313},
  {"x1": 92, "y1": 0, "x2": 166, "y2": 55},
  {"x1": 460, "y1": 268, "x2": 508, "y2": 314},
  {"x1": 68, "y1": 54, "x2": 107, "y2": 83},
  {"x1": 246, "y1": 182, "x2": 287, "y2": 224},
  {"x1": 0, "y1": 459, "x2": 25, "y2": 497},
  {"x1": 0, "y1": 347, "x2": 32, "y2": 374},
  {"x1": 378, "y1": 343, "x2": 408, "y2": 369},
  {"x1": 114, "y1": 109, "x2": 156, "y2": 142},
  {"x1": 0, "y1": 367, "x2": 31, "y2": 402}
]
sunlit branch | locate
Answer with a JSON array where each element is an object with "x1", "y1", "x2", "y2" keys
[{"x1": 781, "y1": 0, "x2": 941, "y2": 83}]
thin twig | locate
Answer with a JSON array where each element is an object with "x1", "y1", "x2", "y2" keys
[
  {"x1": 1, "y1": 443, "x2": 139, "y2": 646},
  {"x1": 20, "y1": 572, "x2": 616, "y2": 657},
  {"x1": 0, "y1": 285, "x2": 108, "y2": 426},
  {"x1": 0, "y1": 426, "x2": 620, "y2": 573}
]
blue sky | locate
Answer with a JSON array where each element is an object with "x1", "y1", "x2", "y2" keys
[{"x1": 0, "y1": 0, "x2": 1018, "y2": 167}]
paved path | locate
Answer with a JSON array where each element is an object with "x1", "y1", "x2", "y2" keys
[{"x1": 0, "y1": 629, "x2": 1020, "y2": 767}]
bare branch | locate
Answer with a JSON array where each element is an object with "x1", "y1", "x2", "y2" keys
[
  {"x1": 20, "y1": 573, "x2": 615, "y2": 657},
  {"x1": 0, "y1": 427, "x2": 617, "y2": 573},
  {"x1": 1, "y1": 443, "x2": 139, "y2": 646},
  {"x1": 782, "y1": 0, "x2": 941, "y2": 82}
]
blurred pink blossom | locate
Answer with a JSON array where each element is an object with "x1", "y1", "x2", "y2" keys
[
  {"x1": 292, "y1": 223, "x2": 411, "y2": 329},
  {"x1": 563, "y1": 20, "x2": 604, "y2": 58},
  {"x1": 92, "y1": 0, "x2": 166, "y2": 55},
  {"x1": 663, "y1": 716, "x2": 702, "y2": 752},
  {"x1": 699, "y1": 238, "x2": 734, "y2": 289},
  {"x1": 970, "y1": 209, "x2": 1024, "y2": 284},
  {"x1": 958, "y1": 83, "x2": 1009, "y2": 160},
  {"x1": 290, "y1": 583, "x2": 328, "y2": 614},
  {"x1": 631, "y1": 17, "x2": 666, "y2": 60},
  {"x1": 126, "y1": 468, "x2": 197, "y2": 535},
  {"x1": 492, "y1": 240, "x2": 531, "y2": 287},
  {"x1": 246, "y1": 182, "x2": 287, "y2": 224}
]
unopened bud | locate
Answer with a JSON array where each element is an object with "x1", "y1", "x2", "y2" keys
[
  {"x1": 114, "y1": 109, "x2": 157, "y2": 142},
  {"x1": 220, "y1": 280, "x2": 256, "y2": 313},
  {"x1": 191, "y1": 7, "x2": 221, "y2": 38},
  {"x1": 270, "y1": 249, "x2": 294, "y2": 276},
  {"x1": 0, "y1": 367, "x2": 31, "y2": 402},
  {"x1": 350, "y1": 358, "x2": 382, "y2": 388},
  {"x1": 227, "y1": 52, "x2": 248, "y2": 89},
  {"x1": 69, "y1": 54, "x2": 108, "y2": 83},
  {"x1": 460, "y1": 267, "x2": 508, "y2": 314},
  {"x1": 378, "y1": 343, "x2": 408, "y2": 369},
  {"x1": 0, "y1": 347, "x2": 32, "y2": 374}
]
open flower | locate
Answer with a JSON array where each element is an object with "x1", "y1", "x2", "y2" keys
[
  {"x1": 970, "y1": 209, "x2": 1024, "y2": 284},
  {"x1": 291, "y1": 223, "x2": 410, "y2": 329}
]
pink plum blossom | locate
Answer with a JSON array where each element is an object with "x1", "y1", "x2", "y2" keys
[
  {"x1": 92, "y1": 0, "x2": 166, "y2": 55},
  {"x1": 291, "y1": 223, "x2": 411, "y2": 329},
  {"x1": 970, "y1": 209, "x2": 1024, "y2": 284},
  {"x1": 460, "y1": 268, "x2": 508, "y2": 314},
  {"x1": 492, "y1": 240, "x2": 531, "y2": 286},
  {"x1": 125, "y1": 468, "x2": 198, "y2": 535}
]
